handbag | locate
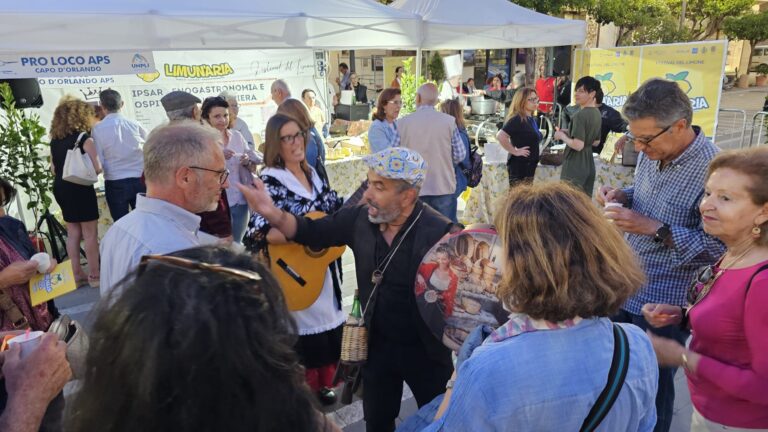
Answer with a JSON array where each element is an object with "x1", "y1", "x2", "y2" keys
[
  {"x1": 0, "y1": 289, "x2": 89, "y2": 380},
  {"x1": 62, "y1": 132, "x2": 98, "y2": 185}
]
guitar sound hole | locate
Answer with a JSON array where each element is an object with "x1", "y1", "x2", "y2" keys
[{"x1": 305, "y1": 246, "x2": 327, "y2": 258}]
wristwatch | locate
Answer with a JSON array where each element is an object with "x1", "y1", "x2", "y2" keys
[{"x1": 653, "y1": 223, "x2": 672, "y2": 244}]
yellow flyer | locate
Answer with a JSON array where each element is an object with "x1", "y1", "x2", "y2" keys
[
  {"x1": 639, "y1": 41, "x2": 727, "y2": 136},
  {"x1": 29, "y1": 259, "x2": 77, "y2": 306},
  {"x1": 574, "y1": 47, "x2": 641, "y2": 111}
]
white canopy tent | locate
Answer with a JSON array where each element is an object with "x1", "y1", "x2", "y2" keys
[
  {"x1": 390, "y1": 0, "x2": 586, "y2": 49},
  {"x1": 390, "y1": 0, "x2": 587, "y2": 78},
  {"x1": 0, "y1": 0, "x2": 422, "y2": 52}
]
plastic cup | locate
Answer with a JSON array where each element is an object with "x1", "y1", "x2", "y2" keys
[
  {"x1": 7, "y1": 331, "x2": 45, "y2": 359},
  {"x1": 604, "y1": 202, "x2": 623, "y2": 223}
]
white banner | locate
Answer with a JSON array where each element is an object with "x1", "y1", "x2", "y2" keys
[
  {"x1": 35, "y1": 49, "x2": 329, "y2": 138},
  {"x1": 0, "y1": 51, "x2": 155, "y2": 78}
]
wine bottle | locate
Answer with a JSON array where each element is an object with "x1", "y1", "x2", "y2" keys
[{"x1": 348, "y1": 289, "x2": 363, "y2": 325}]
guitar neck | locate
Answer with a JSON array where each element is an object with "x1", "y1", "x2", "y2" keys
[{"x1": 341, "y1": 180, "x2": 368, "y2": 210}]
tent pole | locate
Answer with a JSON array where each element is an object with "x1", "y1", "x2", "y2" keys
[{"x1": 415, "y1": 48, "x2": 423, "y2": 82}]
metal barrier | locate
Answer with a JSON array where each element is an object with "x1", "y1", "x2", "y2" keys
[
  {"x1": 716, "y1": 108, "x2": 747, "y2": 149},
  {"x1": 747, "y1": 111, "x2": 768, "y2": 147}
]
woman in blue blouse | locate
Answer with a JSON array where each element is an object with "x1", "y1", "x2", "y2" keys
[
  {"x1": 368, "y1": 88, "x2": 402, "y2": 154},
  {"x1": 400, "y1": 182, "x2": 659, "y2": 432}
]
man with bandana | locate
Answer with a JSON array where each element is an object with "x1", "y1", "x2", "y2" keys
[{"x1": 238, "y1": 147, "x2": 459, "y2": 432}]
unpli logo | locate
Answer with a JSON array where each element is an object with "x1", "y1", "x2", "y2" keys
[
  {"x1": 131, "y1": 53, "x2": 151, "y2": 70},
  {"x1": 595, "y1": 72, "x2": 626, "y2": 108},
  {"x1": 666, "y1": 71, "x2": 710, "y2": 110}
]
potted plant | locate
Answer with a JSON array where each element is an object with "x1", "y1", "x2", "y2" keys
[
  {"x1": 755, "y1": 64, "x2": 768, "y2": 87},
  {"x1": 0, "y1": 83, "x2": 55, "y2": 249}
]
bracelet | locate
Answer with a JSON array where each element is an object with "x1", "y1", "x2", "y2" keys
[{"x1": 681, "y1": 351, "x2": 691, "y2": 372}]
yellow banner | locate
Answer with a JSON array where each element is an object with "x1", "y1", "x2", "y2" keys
[
  {"x1": 574, "y1": 41, "x2": 726, "y2": 137},
  {"x1": 574, "y1": 48, "x2": 641, "y2": 111},
  {"x1": 639, "y1": 41, "x2": 726, "y2": 136},
  {"x1": 29, "y1": 260, "x2": 77, "y2": 306}
]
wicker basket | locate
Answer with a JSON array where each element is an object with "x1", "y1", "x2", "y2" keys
[{"x1": 340, "y1": 323, "x2": 368, "y2": 364}]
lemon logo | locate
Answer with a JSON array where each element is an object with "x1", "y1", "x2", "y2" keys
[
  {"x1": 665, "y1": 71, "x2": 693, "y2": 94},
  {"x1": 136, "y1": 70, "x2": 160, "y2": 83},
  {"x1": 595, "y1": 72, "x2": 617, "y2": 95}
]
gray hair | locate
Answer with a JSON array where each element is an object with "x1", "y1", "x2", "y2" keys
[
  {"x1": 218, "y1": 90, "x2": 237, "y2": 103},
  {"x1": 143, "y1": 121, "x2": 220, "y2": 184},
  {"x1": 271, "y1": 79, "x2": 291, "y2": 97},
  {"x1": 416, "y1": 83, "x2": 438, "y2": 106},
  {"x1": 99, "y1": 89, "x2": 122, "y2": 112},
  {"x1": 622, "y1": 78, "x2": 693, "y2": 128},
  {"x1": 512, "y1": 72, "x2": 525, "y2": 88},
  {"x1": 166, "y1": 105, "x2": 197, "y2": 121}
]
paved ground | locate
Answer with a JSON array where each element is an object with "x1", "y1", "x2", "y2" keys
[{"x1": 53, "y1": 86, "x2": 766, "y2": 430}]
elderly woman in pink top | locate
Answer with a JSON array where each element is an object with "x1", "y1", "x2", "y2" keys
[{"x1": 644, "y1": 147, "x2": 768, "y2": 431}]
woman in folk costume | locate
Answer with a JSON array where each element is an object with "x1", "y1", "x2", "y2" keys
[{"x1": 243, "y1": 113, "x2": 344, "y2": 405}]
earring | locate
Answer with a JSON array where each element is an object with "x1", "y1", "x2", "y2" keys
[{"x1": 753, "y1": 226, "x2": 762, "y2": 238}]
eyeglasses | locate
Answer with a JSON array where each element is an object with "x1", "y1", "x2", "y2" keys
[
  {"x1": 527, "y1": 97, "x2": 539, "y2": 103},
  {"x1": 625, "y1": 124, "x2": 672, "y2": 147},
  {"x1": 139, "y1": 254, "x2": 262, "y2": 282},
  {"x1": 686, "y1": 264, "x2": 722, "y2": 306},
  {"x1": 280, "y1": 131, "x2": 307, "y2": 144},
  {"x1": 189, "y1": 166, "x2": 230, "y2": 185},
  {"x1": 387, "y1": 100, "x2": 403, "y2": 106}
]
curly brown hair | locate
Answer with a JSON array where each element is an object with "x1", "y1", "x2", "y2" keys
[
  {"x1": 49, "y1": 97, "x2": 95, "y2": 140},
  {"x1": 494, "y1": 182, "x2": 645, "y2": 322}
]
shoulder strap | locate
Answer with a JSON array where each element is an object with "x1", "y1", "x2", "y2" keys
[
  {"x1": 746, "y1": 263, "x2": 768, "y2": 294},
  {"x1": 0, "y1": 289, "x2": 31, "y2": 330},
  {"x1": 580, "y1": 324, "x2": 630, "y2": 432},
  {"x1": 73, "y1": 132, "x2": 87, "y2": 150}
]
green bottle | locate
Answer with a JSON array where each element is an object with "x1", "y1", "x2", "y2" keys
[{"x1": 349, "y1": 289, "x2": 363, "y2": 325}]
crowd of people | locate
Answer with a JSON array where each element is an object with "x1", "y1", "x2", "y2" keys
[{"x1": 0, "y1": 64, "x2": 767, "y2": 432}]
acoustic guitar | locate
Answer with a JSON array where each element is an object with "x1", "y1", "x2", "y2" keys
[{"x1": 268, "y1": 211, "x2": 346, "y2": 311}]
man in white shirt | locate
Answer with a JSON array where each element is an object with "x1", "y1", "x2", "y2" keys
[
  {"x1": 397, "y1": 83, "x2": 467, "y2": 222},
  {"x1": 270, "y1": 80, "x2": 291, "y2": 106},
  {"x1": 91, "y1": 90, "x2": 148, "y2": 221},
  {"x1": 99, "y1": 122, "x2": 224, "y2": 297}
]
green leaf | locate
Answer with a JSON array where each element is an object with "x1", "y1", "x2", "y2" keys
[{"x1": 604, "y1": 72, "x2": 613, "y2": 80}]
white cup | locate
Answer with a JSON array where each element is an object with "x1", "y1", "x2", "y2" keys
[
  {"x1": 604, "y1": 202, "x2": 623, "y2": 223},
  {"x1": 7, "y1": 331, "x2": 45, "y2": 359},
  {"x1": 29, "y1": 252, "x2": 51, "y2": 273}
]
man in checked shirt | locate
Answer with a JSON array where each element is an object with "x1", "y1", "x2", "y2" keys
[{"x1": 597, "y1": 78, "x2": 725, "y2": 432}]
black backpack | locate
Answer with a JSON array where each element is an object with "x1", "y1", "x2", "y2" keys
[{"x1": 462, "y1": 145, "x2": 483, "y2": 188}]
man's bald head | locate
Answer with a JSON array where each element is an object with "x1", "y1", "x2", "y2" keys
[{"x1": 416, "y1": 83, "x2": 438, "y2": 107}]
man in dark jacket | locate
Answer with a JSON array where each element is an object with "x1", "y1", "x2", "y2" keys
[{"x1": 237, "y1": 147, "x2": 459, "y2": 432}]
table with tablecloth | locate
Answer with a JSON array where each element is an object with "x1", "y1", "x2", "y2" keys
[{"x1": 462, "y1": 156, "x2": 636, "y2": 225}]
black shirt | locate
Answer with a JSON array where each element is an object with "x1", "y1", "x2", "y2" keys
[
  {"x1": 595, "y1": 104, "x2": 628, "y2": 154},
  {"x1": 502, "y1": 115, "x2": 542, "y2": 163},
  {"x1": 352, "y1": 84, "x2": 368, "y2": 104},
  {"x1": 293, "y1": 201, "x2": 456, "y2": 353}
]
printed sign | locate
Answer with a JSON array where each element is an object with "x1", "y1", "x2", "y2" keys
[
  {"x1": 29, "y1": 260, "x2": 77, "y2": 306},
  {"x1": 573, "y1": 41, "x2": 726, "y2": 137},
  {"x1": 639, "y1": 41, "x2": 726, "y2": 137},
  {"x1": 415, "y1": 225, "x2": 507, "y2": 352},
  {"x1": 34, "y1": 49, "x2": 328, "y2": 137},
  {"x1": 0, "y1": 51, "x2": 155, "y2": 78}
]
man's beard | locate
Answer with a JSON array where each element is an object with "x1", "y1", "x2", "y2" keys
[{"x1": 367, "y1": 199, "x2": 402, "y2": 224}]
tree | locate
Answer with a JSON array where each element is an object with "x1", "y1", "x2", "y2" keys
[
  {"x1": 589, "y1": 0, "x2": 690, "y2": 45},
  {"x1": 399, "y1": 58, "x2": 435, "y2": 115},
  {"x1": 427, "y1": 51, "x2": 446, "y2": 83},
  {"x1": 723, "y1": 11, "x2": 768, "y2": 74},
  {"x1": 669, "y1": 0, "x2": 753, "y2": 40},
  {"x1": 0, "y1": 83, "x2": 54, "y2": 225}
]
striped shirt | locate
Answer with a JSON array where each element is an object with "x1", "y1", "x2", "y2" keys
[{"x1": 621, "y1": 128, "x2": 725, "y2": 315}]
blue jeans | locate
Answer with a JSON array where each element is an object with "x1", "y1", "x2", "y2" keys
[
  {"x1": 105, "y1": 177, "x2": 146, "y2": 222},
  {"x1": 421, "y1": 195, "x2": 456, "y2": 223},
  {"x1": 612, "y1": 309, "x2": 689, "y2": 432},
  {"x1": 230, "y1": 203, "x2": 249, "y2": 244}
]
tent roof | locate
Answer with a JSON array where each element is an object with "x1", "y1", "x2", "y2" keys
[
  {"x1": 390, "y1": 0, "x2": 586, "y2": 49},
  {"x1": 0, "y1": 0, "x2": 422, "y2": 52}
]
